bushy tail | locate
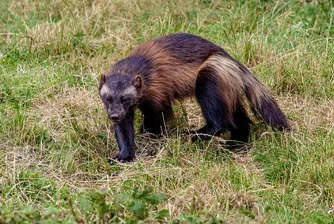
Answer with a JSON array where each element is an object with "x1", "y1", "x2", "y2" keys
[{"x1": 199, "y1": 53, "x2": 291, "y2": 131}]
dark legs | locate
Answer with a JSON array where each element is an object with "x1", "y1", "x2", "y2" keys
[
  {"x1": 140, "y1": 104, "x2": 173, "y2": 135},
  {"x1": 193, "y1": 100, "x2": 251, "y2": 144},
  {"x1": 112, "y1": 104, "x2": 174, "y2": 163},
  {"x1": 194, "y1": 68, "x2": 251, "y2": 144},
  {"x1": 112, "y1": 103, "x2": 173, "y2": 163},
  {"x1": 229, "y1": 104, "x2": 252, "y2": 144},
  {"x1": 189, "y1": 123, "x2": 223, "y2": 141},
  {"x1": 113, "y1": 110, "x2": 135, "y2": 162},
  {"x1": 193, "y1": 70, "x2": 233, "y2": 141}
]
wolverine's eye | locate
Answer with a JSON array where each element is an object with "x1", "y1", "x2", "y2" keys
[
  {"x1": 106, "y1": 96, "x2": 113, "y2": 103},
  {"x1": 121, "y1": 96, "x2": 131, "y2": 104}
]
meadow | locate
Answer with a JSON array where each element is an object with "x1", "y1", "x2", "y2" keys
[{"x1": 0, "y1": 0, "x2": 333, "y2": 223}]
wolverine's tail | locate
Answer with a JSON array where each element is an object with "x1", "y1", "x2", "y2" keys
[{"x1": 197, "y1": 53, "x2": 291, "y2": 131}]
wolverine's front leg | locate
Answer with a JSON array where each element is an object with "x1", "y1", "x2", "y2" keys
[
  {"x1": 140, "y1": 103, "x2": 174, "y2": 136},
  {"x1": 113, "y1": 110, "x2": 135, "y2": 162}
]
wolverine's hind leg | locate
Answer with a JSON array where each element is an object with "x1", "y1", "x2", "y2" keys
[
  {"x1": 229, "y1": 103, "x2": 252, "y2": 144},
  {"x1": 193, "y1": 68, "x2": 234, "y2": 141},
  {"x1": 189, "y1": 123, "x2": 222, "y2": 141},
  {"x1": 140, "y1": 103, "x2": 173, "y2": 135}
]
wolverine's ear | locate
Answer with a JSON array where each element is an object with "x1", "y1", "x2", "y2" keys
[
  {"x1": 99, "y1": 74, "x2": 105, "y2": 91},
  {"x1": 133, "y1": 75, "x2": 142, "y2": 89}
]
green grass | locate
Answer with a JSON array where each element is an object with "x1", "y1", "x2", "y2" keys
[{"x1": 1, "y1": 0, "x2": 333, "y2": 223}]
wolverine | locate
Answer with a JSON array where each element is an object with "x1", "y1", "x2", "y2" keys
[{"x1": 99, "y1": 33, "x2": 290, "y2": 162}]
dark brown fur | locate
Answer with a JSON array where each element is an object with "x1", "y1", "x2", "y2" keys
[{"x1": 99, "y1": 33, "x2": 290, "y2": 162}]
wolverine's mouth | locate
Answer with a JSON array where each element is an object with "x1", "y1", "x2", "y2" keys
[
  {"x1": 111, "y1": 119, "x2": 121, "y2": 124},
  {"x1": 109, "y1": 114, "x2": 125, "y2": 124}
]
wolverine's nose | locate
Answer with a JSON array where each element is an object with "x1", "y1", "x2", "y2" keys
[{"x1": 110, "y1": 114, "x2": 121, "y2": 122}]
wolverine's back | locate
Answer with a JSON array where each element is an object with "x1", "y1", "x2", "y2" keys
[{"x1": 127, "y1": 33, "x2": 223, "y2": 108}]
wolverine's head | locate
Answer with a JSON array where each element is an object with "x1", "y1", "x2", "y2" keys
[{"x1": 99, "y1": 73, "x2": 142, "y2": 123}]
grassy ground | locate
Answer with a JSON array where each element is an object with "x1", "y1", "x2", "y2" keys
[{"x1": 1, "y1": 0, "x2": 333, "y2": 223}]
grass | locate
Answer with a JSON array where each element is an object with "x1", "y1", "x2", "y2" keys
[{"x1": 0, "y1": 0, "x2": 333, "y2": 223}]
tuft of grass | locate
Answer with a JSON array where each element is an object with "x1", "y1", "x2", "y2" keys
[{"x1": 1, "y1": 0, "x2": 333, "y2": 223}]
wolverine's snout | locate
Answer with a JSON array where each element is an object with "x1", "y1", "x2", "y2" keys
[
  {"x1": 110, "y1": 114, "x2": 120, "y2": 121},
  {"x1": 108, "y1": 107, "x2": 125, "y2": 123}
]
